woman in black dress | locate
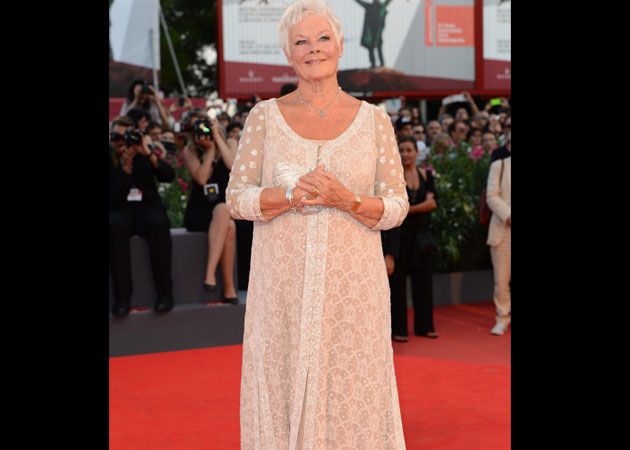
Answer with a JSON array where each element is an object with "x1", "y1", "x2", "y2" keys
[
  {"x1": 182, "y1": 112, "x2": 238, "y2": 303},
  {"x1": 390, "y1": 136, "x2": 439, "y2": 341}
]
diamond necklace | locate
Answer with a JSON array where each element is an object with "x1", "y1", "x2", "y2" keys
[{"x1": 296, "y1": 86, "x2": 342, "y2": 120}]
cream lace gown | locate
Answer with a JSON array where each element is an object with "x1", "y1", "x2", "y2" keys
[{"x1": 226, "y1": 99, "x2": 409, "y2": 450}]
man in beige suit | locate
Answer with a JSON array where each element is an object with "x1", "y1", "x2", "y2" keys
[{"x1": 486, "y1": 133, "x2": 511, "y2": 335}]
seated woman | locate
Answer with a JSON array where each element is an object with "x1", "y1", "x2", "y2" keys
[{"x1": 182, "y1": 112, "x2": 238, "y2": 303}]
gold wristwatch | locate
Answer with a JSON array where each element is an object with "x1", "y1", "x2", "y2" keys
[{"x1": 350, "y1": 194, "x2": 361, "y2": 213}]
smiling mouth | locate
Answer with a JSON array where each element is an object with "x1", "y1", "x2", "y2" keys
[{"x1": 306, "y1": 59, "x2": 325, "y2": 64}]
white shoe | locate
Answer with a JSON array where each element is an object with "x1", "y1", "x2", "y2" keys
[{"x1": 491, "y1": 317, "x2": 510, "y2": 335}]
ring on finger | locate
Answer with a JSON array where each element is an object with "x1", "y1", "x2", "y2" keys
[{"x1": 312, "y1": 188, "x2": 319, "y2": 197}]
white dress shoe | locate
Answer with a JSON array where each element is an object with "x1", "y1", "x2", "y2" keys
[{"x1": 491, "y1": 317, "x2": 510, "y2": 335}]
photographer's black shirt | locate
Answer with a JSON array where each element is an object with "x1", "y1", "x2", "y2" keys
[{"x1": 109, "y1": 145, "x2": 175, "y2": 210}]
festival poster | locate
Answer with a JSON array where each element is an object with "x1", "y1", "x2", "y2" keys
[
  {"x1": 220, "y1": 0, "x2": 476, "y2": 97},
  {"x1": 482, "y1": 0, "x2": 510, "y2": 90}
]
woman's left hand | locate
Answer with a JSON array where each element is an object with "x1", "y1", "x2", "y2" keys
[
  {"x1": 296, "y1": 164, "x2": 355, "y2": 211},
  {"x1": 147, "y1": 85, "x2": 161, "y2": 104},
  {"x1": 210, "y1": 118, "x2": 222, "y2": 139},
  {"x1": 137, "y1": 134, "x2": 153, "y2": 156}
]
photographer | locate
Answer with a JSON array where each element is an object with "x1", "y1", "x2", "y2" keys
[
  {"x1": 109, "y1": 115, "x2": 176, "y2": 316},
  {"x1": 181, "y1": 112, "x2": 238, "y2": 304},
  {"x1": 125, "y1": 108, "x2": 151, "y2": 132},
  {"x1": 120, "y1": 78, "x2": 171, "y2": 129},
  {"x1": 146, "y1": 121, "x2": 172, "y2": 158},
  {"x1": 437, "y1": 91, "x2": 480, "y2": 123}
]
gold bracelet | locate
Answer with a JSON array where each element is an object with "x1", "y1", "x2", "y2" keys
[{"x1": 350, "y1": 194, "x2": 361, "y2": 213}]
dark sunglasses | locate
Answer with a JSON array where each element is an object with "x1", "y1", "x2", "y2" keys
[{"x1": 110, "y1": 132, "x2": 124, "y2": 142}]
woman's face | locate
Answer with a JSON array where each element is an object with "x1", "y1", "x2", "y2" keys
[
  {"x1": 134, "y1": 83, "x2": 148, "y2": 102},
  {"x1": 285, "y1": 15, "x2": 343, "y2": 83},
  {"x1": 469, "y1": 130, "x2": 482, "y2": 147},
  {"x1": 398, "y1": 141, "x2": 418, "y2": 167},
  {"x1": 482, "y1": 132, "x2": 497, "y2": 149},
  {"x1": 455, "y1": 108, "x2": 469, "y2": 121},
  {"x1": 137, "y1": 116, "x2": 149, "y2": 131}
]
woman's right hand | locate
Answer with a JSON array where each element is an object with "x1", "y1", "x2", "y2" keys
[
  {"x1": 291, "y1": 186, "x2": 314, "y2": 209},
  {"x1": 195, "y1": 134, "x2": 213, "y2": 152}
]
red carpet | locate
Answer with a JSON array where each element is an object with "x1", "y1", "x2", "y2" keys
[{"x1": 110, "y1": 301, "x2": 510, "y2": 449}]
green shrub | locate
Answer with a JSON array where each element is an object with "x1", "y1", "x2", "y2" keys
[
  {"x1": 423, "y1": 140, "x2": 495, "y2": 273},
  {"x1": 156, "y1": 146, "x2": 191, "y2": 229}
]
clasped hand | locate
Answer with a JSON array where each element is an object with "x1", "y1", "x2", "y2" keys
[{"x1": 294, "y1": 164, "x2": 354, "y2": 211}]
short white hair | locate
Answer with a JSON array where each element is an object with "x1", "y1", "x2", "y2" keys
[{"x1": 278, "y1": 0, "x2": 343, "y2": 57}]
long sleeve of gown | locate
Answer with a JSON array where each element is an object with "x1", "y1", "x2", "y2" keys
[
  {"x1": 225, "y1": 101, "x2": 270, "y2": 223},
  {"x1": 370, "y1": 106, "x2": 409, "y2": 230}
]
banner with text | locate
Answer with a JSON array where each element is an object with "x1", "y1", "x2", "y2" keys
[
  {"x1": 220, "y1": 0, "x2": 476, "y2": 97},
  {"x1": 482, "y1": 0, "x2": 510, "y2": 90}
]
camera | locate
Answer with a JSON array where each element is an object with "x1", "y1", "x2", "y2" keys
[
  {"x1": 193, "y1": 119, "x2": 213, "y2": 140},
  {"x1": 162, "y1": 141, "x2": 178, "y2": 154},
  {"x1": 124, "y1": 129, "x2": 144, "y2": 147},
  {"x1": 140, "y1": 84, "x2": 153, "y2": 95}
]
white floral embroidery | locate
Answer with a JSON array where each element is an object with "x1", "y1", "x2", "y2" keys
[
  {"x1": 379, "y1": 156, "x2": 386, "y2": 164},
  {"x1": 251, "y1": 149, "x2": 257, "y2": 156},
  {"x1": 381, "y1": 112, "x2": 387, "y2": 119},
  {"x1": 241, "y1": 175, "x2": 248, "y2": 182},
  {"x1": 239, "y1": 143, "x2": 243, "y2": 149},
  {"x1": 247, "y1": 126, "x2": 252, "y2": 132},
  {"x1": 256, "y1": 125, "x2": 262, "y2": 131},
  {"x1": 380, "y1": 147, "x2": 385, "y2": 154},
  {"x1": 240, "y1": 164, "x2": 246, "y2": 171},
  {"x1": 249, "y1": 161, "x2": 256, "y2": 169},
  {"x1": 253, "y1": 108, "x2": 259, "y2": 114},
  {"x1": 235, "y1": 154, "x2": 241, "y2": 161},
  {"x1": 380, "y1": 181, "x2": 386, "y2": 192},
  {"x1": 258, "y1": 115, "x2": 264, "y2": 120},
  {"x1": 387, "y1": 188, "x2": 394, "y2": 195},
  {"x1": 389, "y1": 159, "x2": 395, "y2": 165},
  {"x1": 246, "y1": 137, "x2": 251, "y2": 144},
  {"x1": 378, "y1": 124, "x2": 383, "y2": 130},
  {"x1": 390, "y1": 136, "x2": 394, "y2": 142},
  {"x1": 382, "y1": 135, "x2": 386, "y2": 141},
  {"x1": 390, "y1": 169, "x2": 396, "y2": 176}
]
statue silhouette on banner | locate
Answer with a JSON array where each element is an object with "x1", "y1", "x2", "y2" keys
[{"x1": 354, "y1": 0, "x2": 394, "y2": 68}]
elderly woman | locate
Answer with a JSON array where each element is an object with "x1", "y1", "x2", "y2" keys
[{"x1": 225, "y1": 1, "x2": 409, "y2": 448}]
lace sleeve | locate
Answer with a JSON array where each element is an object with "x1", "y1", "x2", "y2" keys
[
  {"x1": 370, "y1": 105, "x2": 409, "y2": 230},
  {"x1": 225, "y1": 101, "x2": 270, "y2": 222}
]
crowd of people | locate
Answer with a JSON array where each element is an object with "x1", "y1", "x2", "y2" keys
[{"x1": 108, "y1": 78, "x2": 511, "y2": 336}]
